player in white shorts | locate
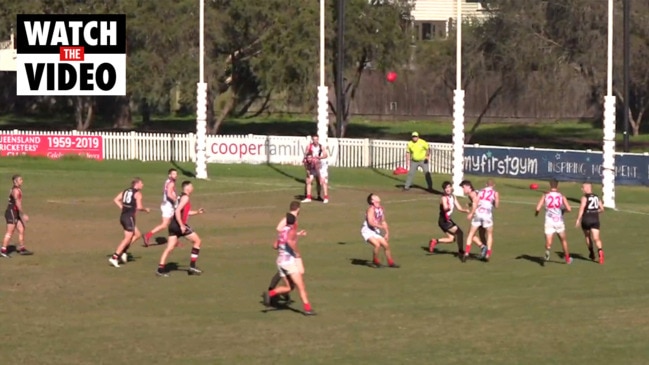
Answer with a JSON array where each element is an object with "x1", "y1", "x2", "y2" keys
[
  {"x1": 360, "y1": 193, "x2": 399, "y2": 268},
  {"x1": 535, "y1": 179, "x2": 573, "y2": 264},
  {"x1": 302, "y1": 135, "x2": 329, "y2": 203},
  {"x1": 143, "y1": 168, "x2": 177, "y2": 247},
  {"x1": 463, "y1": 179, "x2": 499, "y2": 262}
]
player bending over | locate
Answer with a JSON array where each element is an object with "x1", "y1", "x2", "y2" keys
[{"x1": 361, "y1": 193, "x2": 399, "y2": 268}]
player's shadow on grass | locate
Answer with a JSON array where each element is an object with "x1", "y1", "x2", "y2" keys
[
  {"x1": 515, "y1": 254, "x2": 546, "y2": 266},
  {"x1": 266, "y1": 163, "x2": 306, "y2": 185},
  {"x1": 171, "y1": 160, "x2": 196, "y2": 178},
  {"x1": 162, "y1": 262, "x2": 188, "y2": 273},
  {"x1": 421, "y1": 246, "x2": 483, "y2": 261},
  {"x1": 371, "y1": 167, "x2": 406, "y2": 183},
  {"x1": 515, "y1": 254, "x2": 572, "y2": 266},
  {"x1": 556, "y1": 251, "x2": 594, "y2": 263},
  {"x1": 395, "y1": 183, "x2": 440, "y2": 194},
  {"x1": 420, "y1": 246, "x2": 460, "y2": 257},
  {"x1": 154, "y1": 237, "x2": 168, "y2": 246},
  {"x1": 350, "y1": 258, "x2": 379, "y2": 268},
  {"x1": 104, "y1": 252, "x2": 140, "y2": 263},
  {"x1": 260, "y1": 298, "x2": 303, "y2": 315}
]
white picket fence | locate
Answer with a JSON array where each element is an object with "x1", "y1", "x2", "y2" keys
[
  {"x1": 0, "y1": 129, "x2": 454, "y2": 174},
  {"x1": 3, "y1": 129, "x2": 647, "y2": 176}
]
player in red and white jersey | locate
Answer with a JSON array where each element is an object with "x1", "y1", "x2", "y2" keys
[
  {"x1": 302, "y1": 135, "x2": 329, "y2": 203},
  {"x1": 535, "y1": 179, "x2": 573, "y2": 264},
  {"x1": 463, "y1": 179, "x2": 499, "y2": 262},
  {"x1": 156, "y1": 180, "x2": 205, "y2": 276},
  {"x1": 429, "y1": 181, "x2": 471, "y2": 258},
  {"x1": 143, "y1": 168, "x2": 178, "y2": 247},
  {"x1": 361, "y1": 193, "x2": 399, "y2": 268},
  {"x1": 1, "y1": 174, "x2": 33, "y2": 257},
  {"x1": 262, "y1": 201, "x2": 314, "y2": 315}
]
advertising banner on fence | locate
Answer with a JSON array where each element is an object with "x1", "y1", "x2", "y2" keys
[
  {"x1": 464, "y1": 146, "x2": 649, "y2": 186},
  {"x1": 206, "y1": 135, "x2": 338, "y2": 165},
  {"x1": 0, "y1": 134, "x2": 103, "y2": 160}
]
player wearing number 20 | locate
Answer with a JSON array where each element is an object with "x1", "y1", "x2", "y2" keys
[
  {"x1": 575, "y1": 183, "x2": 605, "y2": 264},
  {"x1": 535, "y1": 179, "x2": 573, "y2": 265},
  {"x1": 109, "y1": 178, "x2": 151, "y2": 268}
]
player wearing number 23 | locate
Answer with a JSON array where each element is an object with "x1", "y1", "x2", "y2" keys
[
  {"x1": 108, "y1": 178, "x2": 151, "y2": 268},
  {"x1": 535, "y1": 179, "x2": 573, "y2": 264}
]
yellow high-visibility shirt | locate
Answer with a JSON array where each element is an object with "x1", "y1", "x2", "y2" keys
[{"x1": 406, "y1": 139, "x2": 429, "y2": 161}]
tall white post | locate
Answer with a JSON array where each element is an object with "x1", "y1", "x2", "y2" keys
[
  {"x1": 317, "y1": 0, "x2": 329, "y2": 147},
  {"x1": 195, "y1": 0, "x2": 208, "y2": 179},
  {"x1": 452, "y1": 0, "x2": 465, "y2": 195},
  {"x1": 602, "y1": 0, "x2": 616, "y2": 208}
]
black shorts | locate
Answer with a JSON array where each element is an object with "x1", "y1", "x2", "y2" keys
[
  {"x1": 5, "y1": 209, "x2": 21, "y2": 225},
  {"x1": 438, "y1": 218, "x2": 457, "y2": 233},
  {"x1": 120, "y1": 214, "x2": 136, "y2": 232},
  {"x1": 168, "y1": 220, "x2": 193, "y2": 238},
  {"x1": 581, "y1": 217, "x2": 600, "y2": 231}
]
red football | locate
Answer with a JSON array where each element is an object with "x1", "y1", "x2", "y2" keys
[
  {"x1": 530, "y1": 183, "x2": 539, "y2": 190},
  {"x1": 386, "y1": 71, "x2": 397, "y2": 83}
]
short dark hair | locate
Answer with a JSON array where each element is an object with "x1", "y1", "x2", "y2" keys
[
  {"x1": 168, "y1": 168, "x2": 177, "y2": 174},
  {"x1": 182, "y1": 180, "x2": 192, "y2": 189},
  {"x1": 11, "y1": 174, "x2": 20, "y2": 182},
  {"x1": 289, "y1": 200, "x2": 301, "y2": 211},
  {"x1": 286, "y1": 212, "x2": 296, "y2": 225},
  {"x1": 460, "y1": 180, "x2": 473, "y2": 188},
  {"x1": 550, "y1": 178, "x2": 559, "y2": 188},
  {"x1": 442, "y1": 181, "x2": 452, "y2": 189},
  {"x1": 131, "y1": 177, "x2": 142, "y2": 187},
  {"x1": 367, "y1": 193, "x2": 375, "y2": 205}
]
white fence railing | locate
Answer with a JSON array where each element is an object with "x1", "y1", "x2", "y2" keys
[
  {"x1": 1, "y1": 130, "x2": 646, "y2": 178},
  {"x1": 0, "y1": 129, "x2": 455, "y2": 174}
]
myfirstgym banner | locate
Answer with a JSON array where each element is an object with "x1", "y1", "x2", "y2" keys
[{"x1": 463, "y1": 146, "x2": 649, "y2": 186}]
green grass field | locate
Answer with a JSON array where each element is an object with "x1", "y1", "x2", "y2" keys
[{"x1": 1, "y1": 157, "x2": 649, "y2": 365}]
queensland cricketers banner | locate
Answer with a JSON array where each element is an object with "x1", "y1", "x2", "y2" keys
[
  {"x1": 16, "y1": 14, "x2": 126, "y2": 96},
  {"x1": 463, "y1": 146, "x2": 649, "y2": 186}
]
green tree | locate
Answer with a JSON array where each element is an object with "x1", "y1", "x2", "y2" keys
[
  {"x1": 482, "y1": 0, "x2": 649, "y2": 135},
  {"x1": 208, "y1": 0, "x2": 319, "y2": 133},
  {"x1": 330, "y1": 0, "x2": 414, "y2": 137}
]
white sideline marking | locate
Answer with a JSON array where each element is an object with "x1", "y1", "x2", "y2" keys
[{"x1": 41, "y1": 184, "x2": 649, "y2": 216}]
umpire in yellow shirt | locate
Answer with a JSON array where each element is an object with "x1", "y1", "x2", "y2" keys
[{"x1": 404, "y1": 131, "x2": 433, "y2": 191}]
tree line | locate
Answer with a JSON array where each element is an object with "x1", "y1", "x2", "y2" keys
[{"x1": 0, "y1": 0, "x2": 647, "y2": 137}]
